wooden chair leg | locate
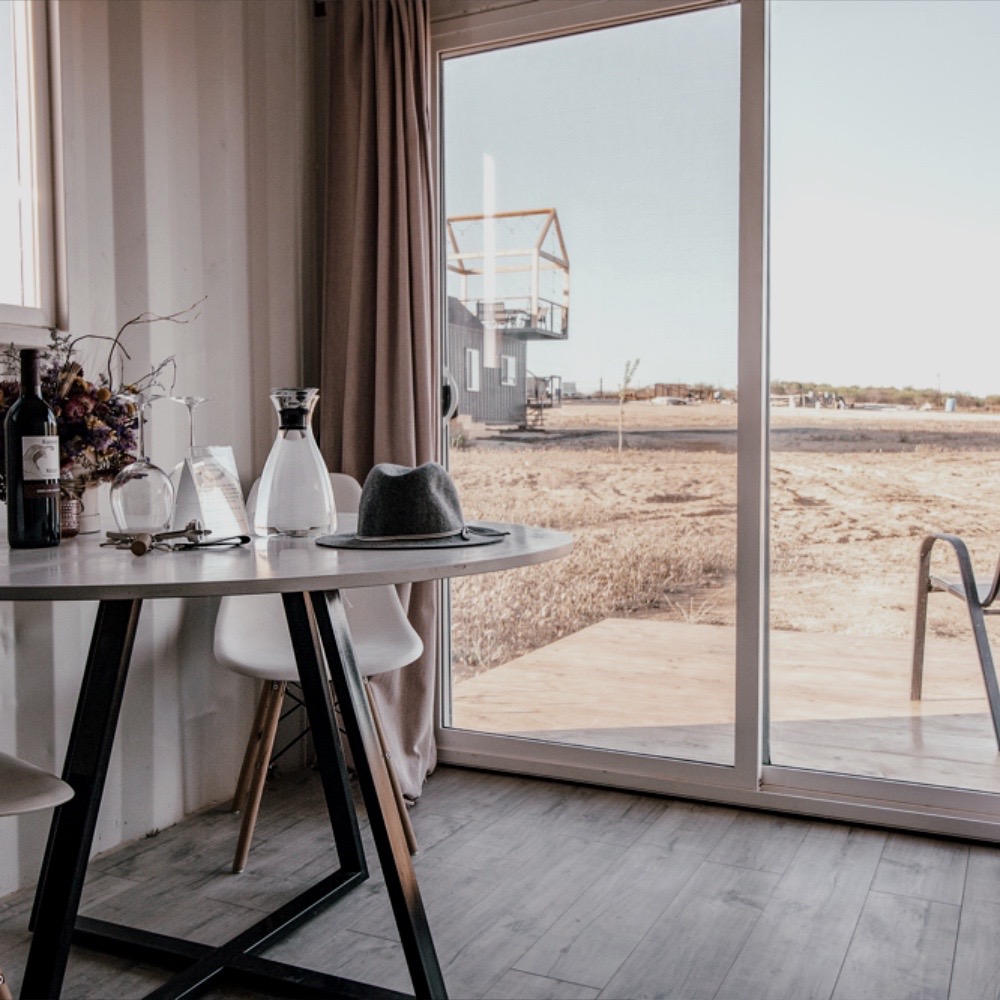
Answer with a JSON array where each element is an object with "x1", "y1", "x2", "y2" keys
[
  {"x1": 0, "y1": 965, "x2": 13, "y2": 1000},
  {"x1": 364, "y1": 678, "x2": 418, "y2": 856},
  {"x1": 232, "y1": 681, "x2": 275, "y2": 814},
  {"x1": 232, "y1": 680, "x2": 286, "y2": 874}
]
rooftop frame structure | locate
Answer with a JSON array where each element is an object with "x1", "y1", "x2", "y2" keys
[{"x1": 446, "y1": 207, "x2": 570, "y2": 340}]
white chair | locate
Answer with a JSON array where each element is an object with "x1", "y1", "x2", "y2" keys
[
  {"x1": 0, "y1": 752, "x2": 73, "y2": 1000},
  {"x1": 214, "y1": 473, "x2": 423, "y2": 873}
]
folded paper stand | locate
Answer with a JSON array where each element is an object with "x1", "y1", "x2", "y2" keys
[{"x1": 171, "y1": 445, "x2": 250, "y2": 537}]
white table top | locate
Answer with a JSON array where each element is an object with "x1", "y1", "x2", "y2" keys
[{"x1": 0, "y1": 518, "x2": 573, "y2": 601}]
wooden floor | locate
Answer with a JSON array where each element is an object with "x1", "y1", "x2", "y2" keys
[
  {"x1": 453, "y1": 620, "x2": 1000, "y2": 792},
  {"x1": 2, "y1": 765, "x2": 1000, "y2": 999}
]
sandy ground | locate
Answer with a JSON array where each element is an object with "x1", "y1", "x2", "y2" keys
[{"x1": 448, "y1": 401, "x2": 1000, "y2": 681}]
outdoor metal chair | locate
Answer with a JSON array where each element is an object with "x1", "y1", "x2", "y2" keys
[
  {"x1": 911, "y1": 532, "x2": 1000, "y2": 747},
  {"x1": 477, "y1": 300, "x2": 508, "y2": 328}
]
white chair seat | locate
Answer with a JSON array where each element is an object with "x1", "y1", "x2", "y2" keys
[
  {"x1": 0, "y1": 751, "x2": 72, "y2": 817},
  {"x1": 214, "y1": 590, "x2": 423, "y2": 680}
]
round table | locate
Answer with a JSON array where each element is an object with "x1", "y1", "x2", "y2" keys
[
  {"x1": 13, "y1": 522, "x2": 572, "y2": 1000},
  {"x1": 0, "y1": 517, "x2": 570, "y2": 601}
]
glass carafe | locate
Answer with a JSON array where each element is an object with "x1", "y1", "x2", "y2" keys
[{"x1": 254, "y1": 388, "x2": 336, "y2": 538}]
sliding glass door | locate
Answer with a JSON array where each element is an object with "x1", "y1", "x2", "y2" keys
[
  {"x1": 434, "y1": 0, "x2": 1000, "y2": 840},
  {"x1": 438, "y1": 2, "x2": 741, "y2": 771},
  {"x1": 767, "y1": 0, "x2": 1000, "y2": 797}
]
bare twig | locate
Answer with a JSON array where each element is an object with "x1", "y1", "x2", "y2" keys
[
  {"x1": 101, "y1": 297, "x2": 205, "y2": 389},
  {"x1": 618, "y1": 358, "x2": 640, "y2": 455},
  {"x1": 73, "y1": 295, "x2": 208, "y2": 387}
]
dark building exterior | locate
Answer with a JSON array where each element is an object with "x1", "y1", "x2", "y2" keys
[{"x1": 446, "y1": 296, "x2": 527, "y2": 425}]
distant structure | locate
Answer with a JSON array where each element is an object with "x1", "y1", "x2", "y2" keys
[
  {"x1": 525, "y1": 375, "x2": 563, "y2": 430},
  {"x1": 654, "y1": 383, "x2": 711, "y2": 402},
  {"x1": 445, "y1": 208, "x2": 570, "y2": 426}
]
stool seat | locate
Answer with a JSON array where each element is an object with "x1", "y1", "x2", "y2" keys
[
  {"x1": 0, "y1": 752, "x2": 73, "y2": 817},
  {"x1": 0, "y1": 752, "x2": 73, "y2": 1000}
]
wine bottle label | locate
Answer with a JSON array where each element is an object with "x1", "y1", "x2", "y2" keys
[
  {"x1": 21, "y1": 435, "x2": 60, "y2": 480},
  {"x1": 23, "y1": 481, "x2": 61, "y2": 500}
]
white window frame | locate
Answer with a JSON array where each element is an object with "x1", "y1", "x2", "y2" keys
[
  {"x1": 0, "y1": 0, "x2": 61, "y2": 345},
  {"x1": 465, "y1": 346, "x2": 480, "y2": 391},
  {"x1": 500, "y1": 354, "x2": 516, "y2": 386},
  {"x1": 432, "y1": 0, "x2": 1000, "y2": 843}
]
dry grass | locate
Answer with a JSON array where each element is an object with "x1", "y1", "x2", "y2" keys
[
  {"x1": 451, "y1": 442, "x2": 736, "y2": 678},
  {"x1": 449, "y1": 402, "x2": 1000, "y2": 681}
]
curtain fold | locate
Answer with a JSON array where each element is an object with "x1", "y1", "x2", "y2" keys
[{"x1": 320, "y1": 0, "x2": 439, "y2": 799}]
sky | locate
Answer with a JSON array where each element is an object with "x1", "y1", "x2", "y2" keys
[{"x1": 443, "y1": 0, "x2": 1000, "y2": 398}]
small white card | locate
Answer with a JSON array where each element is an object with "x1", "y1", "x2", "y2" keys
[{"x1": 171, "y1": 446, "x2": 249, "y2": 537}]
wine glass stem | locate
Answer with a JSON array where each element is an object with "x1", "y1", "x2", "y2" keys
[{"x1": 138, "y1": 403, "x2": 148, "y2": 461}]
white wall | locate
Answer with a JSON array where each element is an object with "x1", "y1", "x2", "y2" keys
[{"x1": 0, "y1": 0, "x2": 314, "y2": 894}]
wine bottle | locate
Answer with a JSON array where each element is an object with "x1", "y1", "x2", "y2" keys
[{"x1": 5, "y1": 349, "x2": 60, "y2": 548}]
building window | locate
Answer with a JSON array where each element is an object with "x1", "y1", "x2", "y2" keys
[
  {"x1": 465, "y1": 347, "x2": 480, "y2": 391},
  {"x1": 500, "y1": 354, "x2": 516, "y2": 386},
  {"x1": 0, "y1": 0, "x2": 56, "y2": 340}
]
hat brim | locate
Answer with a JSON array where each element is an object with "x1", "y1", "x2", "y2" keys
[{"x1": 316, "y1": 524, "x2": 507, "y2": 550}]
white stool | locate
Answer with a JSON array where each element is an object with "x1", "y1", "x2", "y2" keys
[
  {"x1": 0, "y1": 752, "x2": 73, "y2": 1000},
  {"x1": 214, "y1": 473, "x2": 423, "y2": 872}
]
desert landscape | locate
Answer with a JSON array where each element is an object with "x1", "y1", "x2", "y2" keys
[
  {"x1": 447, "y1": 400, "x2": 1000, "y2": 786},
  {"x1": 451, "y1": 400, "x2": 1000, "y2": 671}
]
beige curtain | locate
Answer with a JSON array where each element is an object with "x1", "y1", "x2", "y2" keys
[{"x1": 319, "y1": 0, "x2": 438, "y2": 799}]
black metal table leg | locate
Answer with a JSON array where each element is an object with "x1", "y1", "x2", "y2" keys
[
  {"x1": 23, "y1": 598, "x2": 143, "y2": 1000},
  {"x1": 309, "y1": 590, "x2": 448, "y2": 1000},
  {"x1": 21, "y1": 589, "x2": 445, "y2": 999},
  {"x1": 281, "y1": 592, "x2": 367, "y2": 873}
]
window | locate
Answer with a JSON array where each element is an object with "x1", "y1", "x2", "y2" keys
[
  {"x1": 465, "y1": 347, "x2": 480, "y2": 391},
  {"x1": 500, "y1": 354, "x2": 515, "y2": 386},
  {"x1": 0, "y1": 0, "x2": 56, "y2": 340}
]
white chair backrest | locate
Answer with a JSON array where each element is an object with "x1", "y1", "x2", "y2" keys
[{"x1": 329, "y1": 473, "x2": 362, "y2": 515}]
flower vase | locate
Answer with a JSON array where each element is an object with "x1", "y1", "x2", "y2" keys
[
  {"x1": 59, "y1": 494, "x2": 82, "y2": 539},
  {"x1": 77, "y1": 483, "x2": 102, "y2": 534}
]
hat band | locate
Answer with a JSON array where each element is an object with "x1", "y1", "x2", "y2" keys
[{"x1": 354, "y1": 527, "x2": 466, "y2": 543}]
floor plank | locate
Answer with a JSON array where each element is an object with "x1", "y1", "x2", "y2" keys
[
  {"x1": 872, "y1": 832, "x2": 969, "y2": 906},
  {"x1": 437, "y1": 836, "x2": 626, "y2": 999},
  {"x1": 718, "y1": 824, "x2": 885, "y2": 1000},
  {"x1": 832, "y1": 891, "x2": 960, "y2": 1000},
  {"x1": 599, "y1": 862, "x2": 780, "y2": 1000},
  {"x1": 706, "y1": 810, "x2": 809, "y2": 875},
  {"x1": 483, "y1": 969, "x2": 600, "y2": 1000},
  {"x1": 513, "y1": 840, "x2": 706, "y2": 989},
  {"x1": 949, "y1": 897, "x2": 1000, "y2": 1000},
  {"x1": 948, "y1": 846, "x2": 1000, "y2": 1000}
]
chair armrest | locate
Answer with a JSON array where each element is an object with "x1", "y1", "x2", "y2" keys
[{"x1": 918, "y1": 533, "x2": 987, "y2": 609}]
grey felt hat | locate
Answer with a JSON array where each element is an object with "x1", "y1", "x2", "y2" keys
[{"x1": 316, "y1": 462, "x2": 507, "y2": 549}]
